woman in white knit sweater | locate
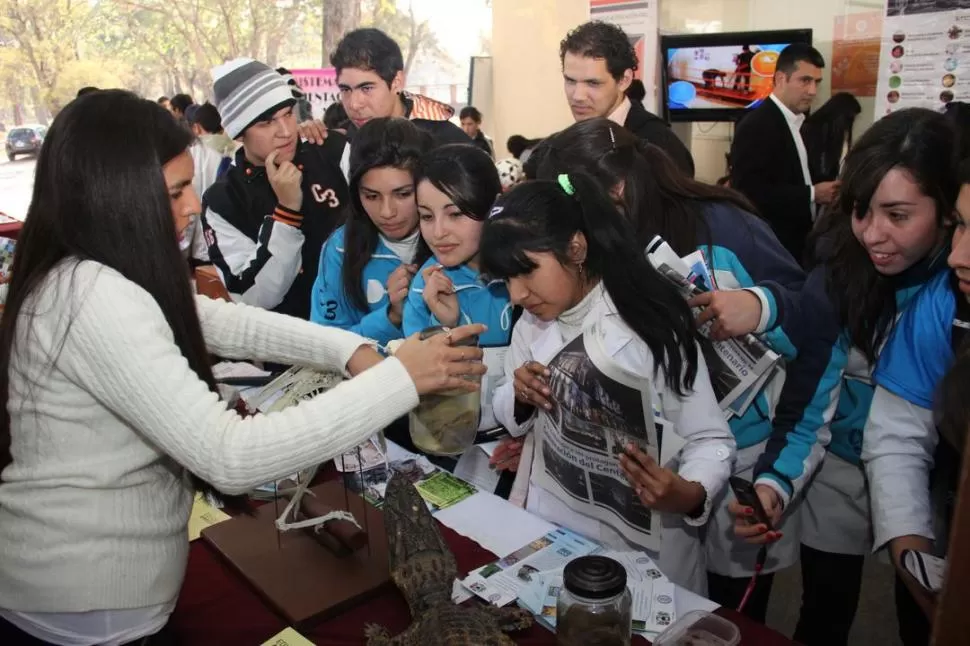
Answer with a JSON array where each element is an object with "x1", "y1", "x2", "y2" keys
[{"x1": 0, "y1": 90, "x2": 486, "y2": 645}]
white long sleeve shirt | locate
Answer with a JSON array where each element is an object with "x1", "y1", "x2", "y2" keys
[{"x1": 0, "y1": 259, "x2": 419, "y2": 614}]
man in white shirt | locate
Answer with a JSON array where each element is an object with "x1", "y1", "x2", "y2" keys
[
  {"x1": 730, "y1": 44, "x2": 840, "y2": 264},
  {"x1": 558, "y1": 21, "x2": 695, "y2": 177}
]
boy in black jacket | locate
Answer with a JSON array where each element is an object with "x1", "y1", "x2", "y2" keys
[
  {"x1": 332, "y1": 28, "x2": 470, "y2": 147},
  {"x1": 559, "y1": 21, "x2": 695, "y2": 177},
  {"x1": 201, "y1": 58, "x2": 349, "y2": 320}
]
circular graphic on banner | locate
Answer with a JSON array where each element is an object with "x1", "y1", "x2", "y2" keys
[
  {"x1": 949, "y1": 25, "x2": 963, "y2": 40},
  {"x1": 889, "y1": 76, "x2": 902, "y2": 89},
  {"x1": 943, "y1": 74, "x2": 957, "y2": 88},
  {"x1": 942, "y1": 90, "x2": 955, "y2": 103},
  {"x1": 887, "y1": 91, "x2": 900, "y2": 104},
  {"x1": 893, "y1": 31, "x2": 906, "y2": 43},
  {"x1": 751, "y1": 50, "x2": 780, "y2": 77},
  {"x1": 945, "y1": 58, "x2": 959, "y2": 72},
  {"x1": 892, "y1": 46, "x2": 905, "y2": 59},
  {"x1": 890, "y1": 61, "x2": 903, "y2": 73}
]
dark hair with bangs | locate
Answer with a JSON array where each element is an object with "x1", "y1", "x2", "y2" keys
[
  {"x1": 809, "y1": 107, "x2": 957, "y2": 362},
  {"x1": 529, "y1": 118, "x2": 757, "y2": 257},
  {"x1": 415, "y1": 144, "x2": 502, "y2": 222},
  {"x1": 480, "y1": 173, "x2": 699, "y2": 394},
  {"x1": 0, "y1": 90, "x2": 243, "y2": 507},
  {"x1": 342, "y1": 117, "x2": 433, "y2": 311}
]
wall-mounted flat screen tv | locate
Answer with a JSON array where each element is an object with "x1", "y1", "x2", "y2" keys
[{"x1": 660, "y1": 29, "x2": 813, "y2": 122}]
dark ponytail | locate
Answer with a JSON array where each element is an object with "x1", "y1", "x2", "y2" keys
[{"x1": 480, "y1": 172, "x2": 699, "y2": 394}]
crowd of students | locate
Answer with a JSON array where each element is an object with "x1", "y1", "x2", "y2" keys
[{"x1": 0, "y1": 20, "x2": 965, "y2": 646}]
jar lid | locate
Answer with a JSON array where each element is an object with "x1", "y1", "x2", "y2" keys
[
  {"x1": 563, "y1": 555, "x2": 627, "y2": 600},
  {"x1": 419, "y1": 325, "x2": 479, "y2": 347}
]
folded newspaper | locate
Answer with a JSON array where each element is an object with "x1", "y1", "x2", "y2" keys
[
  {"x1": 459, "y1": 528, "x2": 676, "y2": 636},
  {"x1": 529, "y1": 320, "x2": 672, "y2": 553},
  {"x1": 646, "y1": 236, "x2": 780, "y2": 419}
]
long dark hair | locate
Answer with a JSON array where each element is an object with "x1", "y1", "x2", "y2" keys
[
  {"x1": 480, "y1": 173, "x2": 699, "y2": 394},
  {"x1": 415, "y1": 143, "x2": 502, "y2": 223},
  {"x1": 943, "y1": 101, "x2": 970, "y2": 162},
  {"x1": 529, "y1": 118, "x2": 757, "y2": 257},
  {"x1": 810, "y1": 108, "x2": 958, "y2": 362},
  {"x1": 0, "y1": 91, "x2": 225, "y2": 497},
  {"x1": 342, "y1": 117, "x2": 432, "y2": 311},
  {"x1": 802, "y1": 92, "x2": 862, "y2": 182}
]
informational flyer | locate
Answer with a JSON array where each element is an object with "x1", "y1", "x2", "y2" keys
[
  {"x1": 460, "y1": 528, "x2": 600, "y2": 606},
  {"x1": 876, "y1": 1, "x2": 970, "y2": 116},
  {"x1": 589, "y1": 0, "x2": 659, "y2": 112}
]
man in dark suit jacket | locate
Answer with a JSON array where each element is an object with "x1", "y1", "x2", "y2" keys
[
  {"x1": 559, "y1": 21, "x2": 695, "y2": 177},
  {"x1": 730, "y1": 44, "x2": 840, "y2": 264}
]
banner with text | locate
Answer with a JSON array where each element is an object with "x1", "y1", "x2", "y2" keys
[
  {"x1": 590, "y1": 0, "x2": 660, "y2": 113},
  {"x1": 876, "y1": 1, "x2": 970, "y2": 117},
  {"x1": 291, "y1": 68, "x2": 339, "y2": 121}
]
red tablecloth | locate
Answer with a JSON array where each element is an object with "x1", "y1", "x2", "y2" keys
[
  {"x1": 170, "y1": 523, "x2": 796, "y2": 646},
  {"x1": 0, "y1": 216, "x2": 22, "y2": 240}
]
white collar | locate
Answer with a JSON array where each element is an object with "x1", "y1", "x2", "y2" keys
[
  {"x1": 379, "y1": 229, "x2": 421, "y2": 264},
  {"x1": 608, "y1": 96, "x2": 633, "y2": 127},
  {"x1": 769, "y1": 93, "x2": 805, "y2": 127}
]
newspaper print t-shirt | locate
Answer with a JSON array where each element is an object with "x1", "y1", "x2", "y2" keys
[{"x1": 532, "y1": 324, "x2": 665, "y2": 552}]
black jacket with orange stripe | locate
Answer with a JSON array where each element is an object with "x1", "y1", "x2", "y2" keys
[
  {"x1": 345, "y1": 92, "x2": 471, "y2": 147},
  {"x1": 200, "y1": 133, "x2": 350, "y2": 320}
]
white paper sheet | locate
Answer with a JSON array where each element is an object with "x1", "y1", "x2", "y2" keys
[
  {"x1": 432, "y1": 490, "x2": 556, "y2": 557},
  {"x1": 452, "y1": 446, "x2": 501, "y2": 493}
]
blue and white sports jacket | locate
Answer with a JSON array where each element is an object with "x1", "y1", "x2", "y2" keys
[
  {"x1": 863, "y1": 269, "x2": 966, "y2": 552},
  {"x1": 310, "y1": 225, "x2": 408, "y2": 345},
  {"x1": 754, "y1": 248, "x2": 948, "y2": 506},
  {"x1": 403, "y1": 257, "x2": 513, "y2": 346},
  {"x1": 693, "y1": 203, "x2": 804, "y2": 451}
]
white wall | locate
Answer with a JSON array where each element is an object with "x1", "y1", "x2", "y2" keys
[{"x1": 491, "y1": 0, "x2": 590, "y2": 158}]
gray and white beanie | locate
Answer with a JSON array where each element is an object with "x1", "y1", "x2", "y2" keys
[{"x1": 211, "y1": 58, "x2": 295, "y2": 139}]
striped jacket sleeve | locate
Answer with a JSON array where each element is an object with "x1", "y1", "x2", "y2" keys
[
  {"x1": 201, "y1": 202, "x2": 305, "y2": 311},
  {"x1": 752, "y1": 264, "x2": 846, "y2": 506}
]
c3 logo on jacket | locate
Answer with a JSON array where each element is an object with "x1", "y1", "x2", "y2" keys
[{"x1": 311, "y1": 185, "x2": 340, "y2": 208}]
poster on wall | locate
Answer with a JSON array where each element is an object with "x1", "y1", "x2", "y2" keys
[
  {"x1": 875, "y1": 2, "x2": 970, "y2": 117},
  {"x1": 589, "y1": 0, "x2": 659, "y2": 113},
  {"x1": 290, "y1": 68, "x2": 340, "y2": 121},
  {"x1": 832, "y1": 12, "x2": 883, "y2": 96}
]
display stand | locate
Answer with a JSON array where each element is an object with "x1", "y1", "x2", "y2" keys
[{"x1": 201, "y1": 481, "x2": 390, "y2": 626}]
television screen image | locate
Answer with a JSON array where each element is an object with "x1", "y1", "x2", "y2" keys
[
  {"x1": 660, "y1": 29, "x2": 812, "y2": 122},
  {"x1": 665, "y1": 44, "x2": 786, "y2": 109}
]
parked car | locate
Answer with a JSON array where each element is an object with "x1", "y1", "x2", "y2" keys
[{"x1": 5, "y1": 125, "x2": 46, "y2": 161}]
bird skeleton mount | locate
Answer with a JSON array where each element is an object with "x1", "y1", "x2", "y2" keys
[
  {"x1": 275, "y1": 464, "x2": 370, "y2": 557},
  {"x1": 248, "y1": 366, "x2": 374, "y2": 557}
]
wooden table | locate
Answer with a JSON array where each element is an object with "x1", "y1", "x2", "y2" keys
[{"x1": 170, "y1": 521, "x2": 797, "y2": 645}]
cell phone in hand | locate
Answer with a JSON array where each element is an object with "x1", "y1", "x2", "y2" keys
[
  {"x1": 729, "y1": 476, "x2": 773, "y2": 530},
  {"x1": 901, "y1": 549, "x2": 946, "y2": 594}
]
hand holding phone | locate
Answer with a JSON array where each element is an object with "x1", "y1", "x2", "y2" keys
[{"x1": 728, "y1": 477, "x2": 783, "y2": 545}]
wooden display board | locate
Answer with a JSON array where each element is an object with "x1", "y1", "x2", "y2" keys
[{"x1": 202, "y1": 481, "x2": 391, "y2": 626}]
